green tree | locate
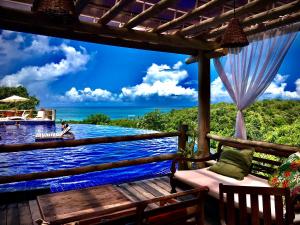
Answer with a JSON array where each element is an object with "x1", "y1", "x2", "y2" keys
[
  {"x1": 83, "y1": 113, "x2": 111, "y2": 125},
  {"x1": 138, "y1": 110, "x2": 166, "y2": 131},
  {"x1": 0, "y1": 86, "x2": 39, "y2": 109},
  {"x1": 264, "y1": 119, "x2": 300, "y2": 147}
]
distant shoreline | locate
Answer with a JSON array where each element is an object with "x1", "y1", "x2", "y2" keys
[{"x1": 55, "y1": 106, "x2": 191, "y2": 121}]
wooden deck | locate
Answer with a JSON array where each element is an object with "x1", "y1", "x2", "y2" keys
[{"x1": 0, "y1": 176, "x2": 219, "y2": 225}]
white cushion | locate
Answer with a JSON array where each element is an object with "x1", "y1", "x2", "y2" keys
[
  {"x1": 175, "y1": 168, "x2": 277, "y2": 217},
  {"x1": 175, "y1": 168, "x2": 270, "y2": 198}
]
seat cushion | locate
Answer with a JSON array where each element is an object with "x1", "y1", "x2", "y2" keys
[
  {"x1": 175, "y1": 167, "x2": 270, "y2": 199},
  {"x1": 209, "y1": 147, "x2": 254, "y2": 180}
]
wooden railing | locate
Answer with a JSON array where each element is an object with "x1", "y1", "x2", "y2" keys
[
  {"x1": 0, "y1": 132, "x2": 180, "y2": 153},
  {"x1": 2, "y1": 128, "x2": 298, "y2": 186},
  {"x1": 0, "y1": 125, "x2": 188, "y2": 184},
  {"x1": 207, "y1": 133, "x2": 300, "y2": 155},
  {"x1": 0, "y1": 153, "x2": 177, "y2": 184},
  {"x1": 207, "y1": 133, "x2": 300, "y2": 179}
]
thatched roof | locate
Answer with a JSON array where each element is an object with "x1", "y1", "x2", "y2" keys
[{"x1": 0, "y1": 0, "x2": 299, "y2": 56}]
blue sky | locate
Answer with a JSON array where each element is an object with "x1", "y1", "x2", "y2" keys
[{"x1": 0, "y1": 29, "x2": 299, "y2": 107}]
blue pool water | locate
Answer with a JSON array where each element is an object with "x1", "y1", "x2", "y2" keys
[{"x1": 0, "y1": 124, "x2": 177, "y2": 192}]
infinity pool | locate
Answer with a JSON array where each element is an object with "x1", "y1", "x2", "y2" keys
[{"x1": 0, "y1": 124, "x2": 177, "y2": 192}]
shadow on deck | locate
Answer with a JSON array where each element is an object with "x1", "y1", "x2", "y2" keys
[{"x1": 0, "y1": 176, "x2": 219, "y2": 225}]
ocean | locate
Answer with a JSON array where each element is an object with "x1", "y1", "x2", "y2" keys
[{"x1": 55, "y1": 106, "x2": 188, "y2": 121}]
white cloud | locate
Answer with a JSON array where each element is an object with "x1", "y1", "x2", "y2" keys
[
  {"x1": 120, "y1": 61, "x2": 197, "y2": 100},
  {"x1": 64, "y1": 87, "x2": 116, "y2": 102},
  {"x1": 0, "y1": 32, "x2": 25, "y2": 66},
  {"x1": 173, "y1": 61, "x2": 183, "y2": 70},
  {"x1": 273, "y1": 74, "x2": 288, "y2": 84},
  {"x1": 211, "y1": 77, "x2": 231, "y2": 103},
  {"x1": 296, "y1": 79, "x2": 300, "y2": 95},
  {"x1": 210, "y1": 74, "x2": 300, "y2": 103},
  {"x1": 61, "y1": 61, "x2": 197, "y2": 103},
  {"x1": 0, "y1": 32, "x2": 57, "y2": 67},
  {"x1": 23, "y1": 35, "x2": 55, "y2": 54},
  {"x1": 0, "y1": 44, "x2": 90, "y2": 95},
  {"x1": 1, "y1": 30, "x2": 14, "y2": 38},
  {"x1": 262, "y1": 74, "x2": 300, "y2": 99},
  {"x1": 62, "y1": 61, "x2": 196, "y2": 103}
]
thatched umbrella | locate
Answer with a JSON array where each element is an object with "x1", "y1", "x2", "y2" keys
[{"x1": 0, "y1": 95, "x2": 29, "y2": 108}]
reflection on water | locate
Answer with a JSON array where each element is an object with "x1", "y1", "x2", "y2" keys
[{"x1": 0, "y1": 124, "x2": 177, "y2": 192}]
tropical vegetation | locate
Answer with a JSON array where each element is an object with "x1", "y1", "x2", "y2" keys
[{"x1": 76, "y1": 100, "x2": 300, "y2": 148}]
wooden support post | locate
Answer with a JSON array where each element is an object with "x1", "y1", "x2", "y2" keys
[
  {"x1": 197, "y1": 52, "x2": 210, "y2": 158},
  {"x1": 177, "y1": 124, "x2": 189, "y2": 171},
  {"x1": 178, "y1": 124, "x2": 188, "y2": 152}
]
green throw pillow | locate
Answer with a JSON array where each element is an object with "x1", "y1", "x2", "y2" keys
[{"x1": 209, "y1": 147, "x2": 254, "y2": 180}]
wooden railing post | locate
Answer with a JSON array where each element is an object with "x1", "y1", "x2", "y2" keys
[
  {"x1": 177, "y1": 124, "x2": 189, "y2": 171},
  {"x1": 170, "y1": 124, "x2": 188, "y2": 193},
  {"x1": 178, "y1": 124, "x2": 188, "y2": 152}
]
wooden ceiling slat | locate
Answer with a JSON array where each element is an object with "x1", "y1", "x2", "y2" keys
[
  {"x1": 0, "y1": 6, "x2": 215, "y2": 53},
  {"x1": 98, "y1": 0, "x2": 135, "y2": 25},
  {"x1": 245, "y1": 11, "x2": 300, "y2": 36},
  {"x1": 96, "y1": 25, "x2": 217, "y2": 51},
  {"x1": 204, "y1": 0, "x2": 300, "y2": 39},
  {"x1": 75, "y1": 0, "x2": 91, "y2": 14},
  {"x1": 1, "y1": 0, "x2": 299, "y2": 55},
  {"x1": 123, "y1": 0, "x2": 177, "y2": 29},
  {"x1": 179, "y1": 0, "x2": 270, "y2": 36},
  {"x1": 152, "y1": 0, "x2": 226, "y2": 33}
]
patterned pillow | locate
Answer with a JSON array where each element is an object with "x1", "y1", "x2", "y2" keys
[{"x1": 269, "y1": 152, "x2": 300, "y2": 191}]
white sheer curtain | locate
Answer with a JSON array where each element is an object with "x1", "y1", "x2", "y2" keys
[{"x1": 214, "y1": 26, "x2": 298, "y2": 139}]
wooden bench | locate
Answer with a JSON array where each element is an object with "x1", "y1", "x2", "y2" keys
[{"x1": 170, "y1": 136, "x2": 300, "y2": 223}]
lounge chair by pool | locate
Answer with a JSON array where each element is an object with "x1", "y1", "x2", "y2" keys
[
  {"x1": 35, "y1": 126, "x2": 74, "y2": 141},
  {"x1": 35, "y1": 110, "x2": 46, "y2": 119}
]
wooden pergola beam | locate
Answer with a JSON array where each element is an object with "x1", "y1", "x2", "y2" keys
[
  {"x1": 152, "y1": 0, "x2": 226, "y2": 33},
  {"x1": 75, "y1": 0, "x2": 90, "y2": 14},
  {"x1": 204, "y1": 0, "x2": 300, "y2": 39},
  {"x1": 91, "y1": 24, "x2": 216, "y2": 50},
  {"x1": 123, "y1": 0, "x2": 177, "y2": 29},
  {"x1": 98, "y1": 0, "x2": 135, "y2": 25},
  {"x1": 0, "y1": 6, "x2": 216, "y2": 54},
  {"x1": 244, "y1": 10, "x2": 300, "y2": 36},
  {"x1": 179, "y1": 0, "x2": 270, "y2": 36},
  {"x1": 185, "y1": 48, "x2": 228, "y2": 64}
]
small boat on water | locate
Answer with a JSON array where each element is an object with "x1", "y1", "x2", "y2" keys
[{"x1": 35, "y1": 126, "x2": 75, "y2": 141}]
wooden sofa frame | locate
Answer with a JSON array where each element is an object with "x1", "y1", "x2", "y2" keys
[
  {"x1": 59, "y1": 187, "x2": 209, "y2": 225},
  {"x1": 169, "y1": 138, "x2": 299, "y2": 222}
]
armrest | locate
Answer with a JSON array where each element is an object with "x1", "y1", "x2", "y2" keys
[
  {"x1": 175, "y1": 153, "x2": 219, "y2": 163},
  {"x1": 170, "y1": 153, "x2": 219, "y2": 173},
  {"x1": 169, "y1": 153, "x2": 218, "y2": 193}
]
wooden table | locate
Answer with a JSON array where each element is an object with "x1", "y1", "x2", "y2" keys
[{"x1": 37, "y1": 185, "x2": 134, "y2": 225}]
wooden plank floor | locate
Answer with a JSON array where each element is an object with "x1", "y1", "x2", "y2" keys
[{"x1": 0, "y1": 176, "x2": 218, "y2": 225}]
